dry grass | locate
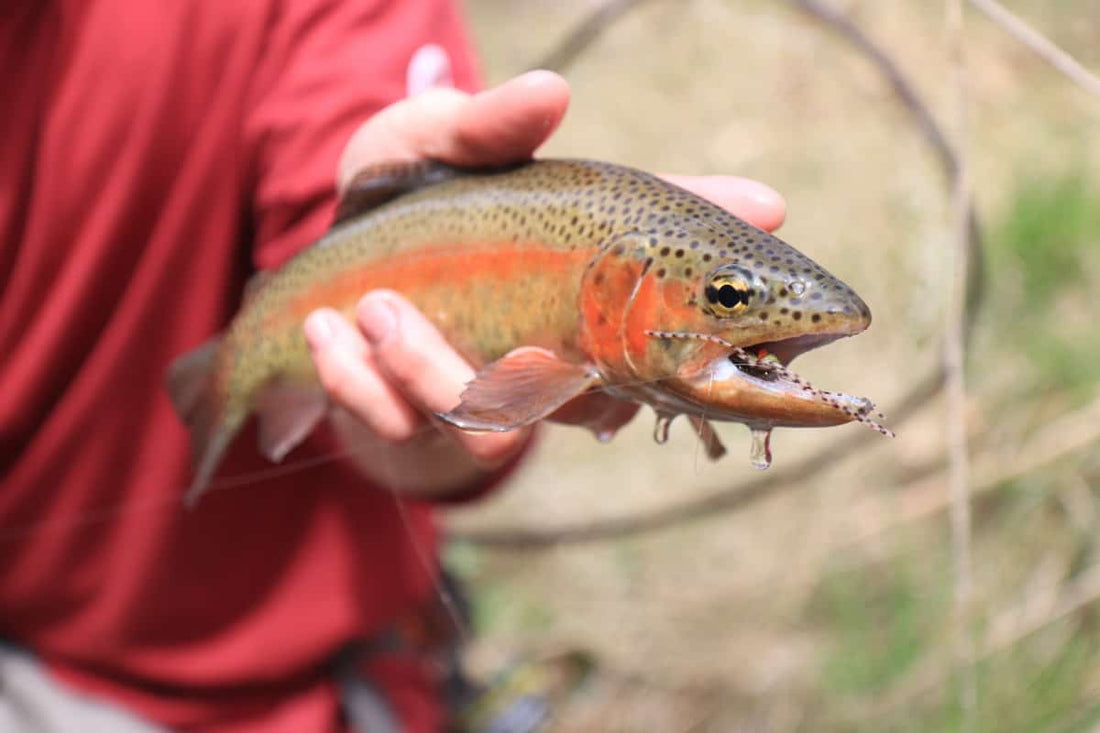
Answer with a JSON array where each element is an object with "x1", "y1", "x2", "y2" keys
[{"x1": 447, "y1": 1, "x2": 1100, "y2": 729}]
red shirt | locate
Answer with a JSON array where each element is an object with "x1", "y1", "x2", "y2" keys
[{"x1": 0, "y1": 1, "x2": 481, "y2": 730}]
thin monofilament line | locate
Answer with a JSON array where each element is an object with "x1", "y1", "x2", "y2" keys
[
  {"x1": 0, "y1": 446, "x2": 368, "y2": 542},
  {"x1": 692, "y1": 370, "x2": 717, "y2": 474},
  {"x1": 0, "y1": 370, "x2": 712, "y2": 541},
  {"x1": 0, "y1": 337, "x2": 893, "y2": 541},
  {"x1": 388, "y1": 490, "x2": 472, "y2": 646}
]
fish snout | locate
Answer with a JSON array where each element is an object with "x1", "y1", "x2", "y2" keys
[{"x1": 766, "y1": 274, "x2": 871, "y2": 338}]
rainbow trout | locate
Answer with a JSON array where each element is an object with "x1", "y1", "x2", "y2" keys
[{"x1": 167, "y1": 159, "x2": 891, "y2": 504}]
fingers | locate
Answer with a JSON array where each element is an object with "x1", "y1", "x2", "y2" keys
[
  {"x1": 660, "y1": 174, "x2": 787, "y2": 232},
  {"x1": 353, "y1": 291, "x2": 475, "y2": 415},
  {"x1": 304, "y1": 308, "x2": 422, "y2": 440},
  {"x1": 304, "y1": 293, "x2": 530, "y2": 468},
  {"x1": 338, "y1": 70, "x2": 570, "y2": 190},
  {"x1": 444, "y1": 70, "x2": 570, "y2": 165},
  {"x1": 337, "y1": 69, "x2": 785, "y2": 234},
  {"x1": 357, "y1": 292, "x2": 532, "y2": 466}
]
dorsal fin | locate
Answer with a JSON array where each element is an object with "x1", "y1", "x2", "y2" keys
[
  {"x1": 334, "y1": 160, "x2": 466, "y2": 225},
  {"x1": 333, "y1": 159, "x2": 530, "y2": 225}
]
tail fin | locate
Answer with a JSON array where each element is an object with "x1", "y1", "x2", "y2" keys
[{"x1": 165, "y1": 338, "x2": 246, "y2": 507}]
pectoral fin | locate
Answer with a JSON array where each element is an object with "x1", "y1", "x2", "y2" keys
[
  {"x1": 437, "y1": 348, "x2": 601, "y2": 432},
  {"x1": 255, "y1": 378, "x2": 328, "y2": 463},
  {"x1": 335, "y1": 159, "x2": 525, "y2": 225}
]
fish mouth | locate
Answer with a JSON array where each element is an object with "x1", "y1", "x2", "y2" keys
[
  {"x1": 713, "y1": 331, "x2": 892, "y2": 433},
  {"x1": 727, "y1": 332, "x2": 844, "y2": 382},
  {"x1": 648, "y1": 328, "x2": 891, "y2": 433}
]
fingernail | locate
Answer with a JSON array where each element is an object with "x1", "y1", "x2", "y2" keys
[
  {"x1": 747, "y1": 181, "x2": 783, "y2": 207},
  {"x1": 304, "y1": 311, "x2": 336, "y2": 348},
  {"x1": 358, "y1": 294, "x2": 396, "y2": 344}
]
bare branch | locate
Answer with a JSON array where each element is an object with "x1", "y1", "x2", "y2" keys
[
  {"x1": 448, "y1": 375, "x2": 945, "y2": 548},
  {"x1": 842, "y1": 396, "x2": 1100, "y2": 547},
  {"x1": 944, "y1": 0, "x2": 977, "y2": 723},
  {"x1": 789, "y1": 0, "x2": 987, "y2": 333},
  {"x1": 986, "y1": 563, "x2": 1100, "y2": 654},
  {"x1": 969, "y1": 0, "x2": 1100, "y2": 100},
  {"x1": 854, "y1": 560, "x2": 1100, "y2": 723},
  {"x1": 532, "y1": 0, "x2": 656, "y2": 74}
]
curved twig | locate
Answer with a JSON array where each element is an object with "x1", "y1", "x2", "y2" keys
[
  {"x1": 459, "y1": 0, "x2": 988, "y2": 550},
  {"x1": 969, "y1": 0, "x2": 1100, "y2": 100},
  {"x1": 790, "y1": 0, "x2": 986, "y2": 330},
  {"x1": 450, "y1": 374, "x2": 944, "y2": 548},
  {"x1": 532, "y1": 0, "x2": 656, "y2": 74}
]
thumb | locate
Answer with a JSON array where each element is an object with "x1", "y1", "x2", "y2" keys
[{"x1": 338, "y1": 70, "x2": 570, "y2": 190}]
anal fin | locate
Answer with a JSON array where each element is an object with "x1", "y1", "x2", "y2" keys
[
  {"x1": 437, "y1": 348, "x2": 601, "y2": 432},
  {"x1": 255, "y1": 378, "x2": 328, "y2": 463}
]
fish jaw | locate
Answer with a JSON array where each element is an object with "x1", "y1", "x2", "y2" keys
[
  {"x1": 667, "y1": 347, "x2": 873, "y2": 428},
  {"x1": 624, "y1": 313, "x2": 878, "y2": 430}
]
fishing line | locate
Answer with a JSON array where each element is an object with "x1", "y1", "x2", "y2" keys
[
  {"x1": 389, "y1": 489, "x2": 472, "y2": 646},
  {"x1": 1, "y1": 356, "x2": 884, "y2": 542},
  {"x1": 692, "y1": 371, "x2": 717, "y2": 475},
  {"x1": 0, "y1": 421, "x2": 436, "y2": 541}
]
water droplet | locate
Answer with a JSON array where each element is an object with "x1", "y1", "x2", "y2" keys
[
  {"x1": 596, "y1": 429, "x2": 615, "y2": 443},
  {"x1": 749, "y1": 428, "x2": 773, "y2": 470},
  {"x1": 789, "y1": 280, "x2": 806, "y2": 296},
  {"x1": 653, "y1": 413, "x2": 675, "y2": 444}
]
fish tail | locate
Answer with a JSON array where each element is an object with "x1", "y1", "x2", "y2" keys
[{"x1": 165, "y1": 337, "x2": 247, "y2": 507}]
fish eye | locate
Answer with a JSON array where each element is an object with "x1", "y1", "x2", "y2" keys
[{"x1": 705, "y1": 276, "x2": 752, "y2": 316}]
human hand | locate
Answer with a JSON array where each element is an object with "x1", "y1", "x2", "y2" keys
[{"x1": 303, "y1": 71, "x2": 787, "y2": 496}]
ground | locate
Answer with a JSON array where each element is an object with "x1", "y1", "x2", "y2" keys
[{"x1": 445, "y1": 1, "x2": 1100, "y2": 730}]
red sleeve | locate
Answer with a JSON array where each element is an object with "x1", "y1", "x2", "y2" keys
[{"x1": 243, "y1": 0, "x2": 482, "y2": 269}]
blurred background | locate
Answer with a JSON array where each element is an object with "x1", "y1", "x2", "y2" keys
[{"x1": 443, "y1": 0, "x2": 1100, "y2": 730}]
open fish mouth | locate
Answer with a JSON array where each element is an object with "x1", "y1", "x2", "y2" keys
[
  {"x1": 646, "y1": 329, "x2": 893, "y2": 435},
  {"x1": 723, "y1": 336, "x2": 893, "y2": 435}
]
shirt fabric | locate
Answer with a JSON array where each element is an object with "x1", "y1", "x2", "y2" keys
[{"x1": 0, "y1": 1, "x2": 483, "y2": 730}]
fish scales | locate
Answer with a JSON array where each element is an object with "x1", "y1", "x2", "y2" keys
[{"x1": 167, "y1": 159, "x2": 889, "y2": 504}]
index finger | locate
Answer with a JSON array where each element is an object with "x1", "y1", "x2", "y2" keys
[{"x1": 355, "y1": 291, "x2": 531, "y2": 468}]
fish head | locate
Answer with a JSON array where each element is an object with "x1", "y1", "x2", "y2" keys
[{"x1": 588, "y1": 210, "x2": 877, "y2": 430}]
